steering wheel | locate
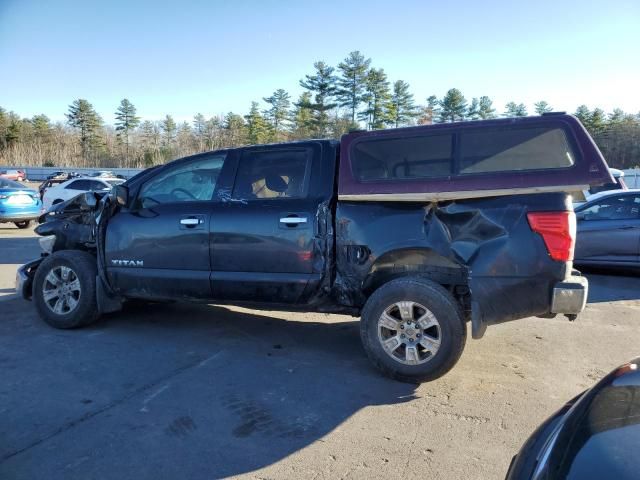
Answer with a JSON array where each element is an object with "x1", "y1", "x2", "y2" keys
[{"x1": 170, "y1": 188, "x2": 196, "y2": 200}]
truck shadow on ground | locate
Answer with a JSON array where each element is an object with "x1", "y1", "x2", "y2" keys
[
  {"x1": 582, "y1": 268, "x2": 640, "y2": 303},
  {"x1": 1, "y1": 300, "x2": 417, "y2": 479}
]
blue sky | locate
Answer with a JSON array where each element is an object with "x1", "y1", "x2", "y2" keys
[{"x1": 1, "y1": 0, "x2": 639, "y2": 123}]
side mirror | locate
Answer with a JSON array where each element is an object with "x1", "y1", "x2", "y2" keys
[
  {"x1": 575, "y1": 211, "x2": 585, "y2": 221},
  {"x1": 115, "y1": 184, "x2": 129, "y2": 207}
]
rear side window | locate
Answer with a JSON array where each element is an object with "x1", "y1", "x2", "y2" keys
[
  {"x1": 232, "y1": 148, "x2": 311, "y2": 200},
  {"x1": 350, "y1": 124, "x2": 575, "y2": 182},
  {"x1": 459, "y1": 127, "x2": 575, "y2": 174},
  {"x1": 352, "y1": 134, "x2": 453, "y2": 181},
  {"x1": 66, "y1": 180, "x2": 88, "y2": 190}
]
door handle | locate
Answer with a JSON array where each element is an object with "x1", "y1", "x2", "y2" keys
[
  {"x1": 180, "y1": 218, "x2": 202, "y2": 226},
  {"x1": 280, "y1": 217, "x2": 307, "y2": 225},
  {"x1": 620, "y1": 225, "x2": 635, "y2": 230}
]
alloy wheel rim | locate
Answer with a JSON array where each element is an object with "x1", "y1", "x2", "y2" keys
[
  {"x1": 42, "y1": 266, "x2": 81, "y2": 314},
  {"x1": 377, "y1": 301, "x2": 441, "y2": 365}
]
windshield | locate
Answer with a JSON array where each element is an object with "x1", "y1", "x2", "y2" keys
[{"x1": 0, "y1": 178, "x2": 25, "y2": 189}]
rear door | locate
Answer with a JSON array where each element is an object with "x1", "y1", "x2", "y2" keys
[
  {"x1": 210, "y1": 143, "x2": 326, "y2": 303},
  {"x1": 575, "y1": 193, "x2": 640, "y2": 265},
  {"x1": 105, "y1": 153, "x2": 228, "y2": 299}
]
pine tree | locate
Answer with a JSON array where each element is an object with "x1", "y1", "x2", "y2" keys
[
  {"x1": 31, "y1": 114, "x2": 51, "y2": 141},
  {"x1": 299, "y1": 61, "x2": 338, "y2": 137},
  {"x1": 438, "y1": 88, "x2": 468, "y2": 123},
  {"x1": 291, "y1": 92, "x2": 314, "y2": 139},
  {"x1": 589, "y1": 108, "x2": 607, "y2": 135},
  {"x1": 114, "y1": 98, "x2": 140, "y2": 166},
  {"x1": 66, "y1": 99, "x2": 102, "y2": 165},
  {"x1": 262, "y1": 89, "x2": 291, "y2": 139},
  {"x1": 534, "y1": 100, "x2": 553, "y2": 115},
  {"x1": 140, "y1": 120, "x2": 159, "y2": 165},
  {"x1": 574, "y1": 105, "x2": 591, "y2": 126},
  {"x1": 193, "y1": 113, "x2": 206, "y2": 151},
  {"x1": 336, "y1": 51, "x2": 371, "y2": 126},
  {"x1": 609, "y1": 108, "x2": 626, "y2": 124},
  {"x1": 161, "y1": 115, "x2": 177, "y2": 148},
  {"x1": 477, "y1": 96, "x2": 497, "y2": 119},
  {"x1": 389, "y1": 80, "x2": 418, "y2": 127},
  {"x1": 223, "y1": 112, "x2": 247, "y2": 147},
  {"x1": 0, "y1": 107, "x2": 9, "y2": 150},
  {"x1": 467, "y1": 98, "x2": 480, "y2": 120},
  {"x1": 504, "y1": 102, "x2": 528, "y2": 117},
  {"x1": 245, "y1": 101, "x2": 272, "y2": 144},
  {"x1": 359, "y1": 68, "x2": 392, "y2": 130}
]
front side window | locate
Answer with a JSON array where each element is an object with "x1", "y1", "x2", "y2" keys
[
  {"x1": 352, "y1": 134, "x2": 453, "y2": 181},
  {"x1": 580, "y1": 195, "x2": 640, "y2": 221},
  {"x1": 459, "y1": 126, "x2": 575, "y2": 174},
  {"x1": 232, "y1": 148, "x2": 311, "y2": 200},
  {"x1": 137, "y1": 154, "x2": 226, "y2": 208}
]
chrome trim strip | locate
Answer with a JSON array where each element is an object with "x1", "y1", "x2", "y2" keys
[{"x1": 338, "y1": 185, "x2": 589, "y2": 202}]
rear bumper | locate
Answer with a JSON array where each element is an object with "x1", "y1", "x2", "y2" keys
[
  {"x1": 550, "y1": 275, "x2": 588, "y2": 315},
  {"x1": 15, "y1": 258, "x2": 43, "y2": 300},
  {"x1": 0, "y1": 212, "x2": 40, "y2": 222}
]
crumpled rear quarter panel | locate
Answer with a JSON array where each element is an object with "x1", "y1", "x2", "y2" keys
[{"x1": 335, "y1": 193, "x2": 570, "y2": 332}]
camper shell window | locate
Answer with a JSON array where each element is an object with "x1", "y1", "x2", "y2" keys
[{"x1": 350, "y1": 124, "x2": 576, "y2": 182}]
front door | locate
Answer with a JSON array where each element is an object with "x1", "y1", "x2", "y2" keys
[
  {"x1": 575, "y1": 193, "x2": 640, "y2": 265},
  {"x1": 105, "y1": 153, "x2": 228, "y2": 299},
  {"x1": 211, "y1": 145, "x2": 323, "y2": 303}
]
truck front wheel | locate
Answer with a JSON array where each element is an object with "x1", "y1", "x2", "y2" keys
[
  {"x1": 33, "y1": 250, "x2": 100, "y2": 329},
  {"x1": 360, "y1": 278, "x2": 466, "y2": 383}
]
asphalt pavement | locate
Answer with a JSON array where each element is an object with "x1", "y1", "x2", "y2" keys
[{"x1": 1, "y1": 223, "x2": 639, "y2": 480}]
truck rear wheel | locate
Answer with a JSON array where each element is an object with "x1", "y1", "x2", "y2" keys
[
  {"x1": 360, "y1": 278, "x2": 466, "y2": 383},
  {"x1": 33, "y1": 250, "x2": 100, "y2": 329}
]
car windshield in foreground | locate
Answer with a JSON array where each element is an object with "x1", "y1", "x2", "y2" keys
[{"x1": 0, "y1": 178, "x2": 25, "y2": 189}]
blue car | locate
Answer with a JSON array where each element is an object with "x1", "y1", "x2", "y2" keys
[{"x1": 0, "y1": 178, "x2": 43, "y2": 229}]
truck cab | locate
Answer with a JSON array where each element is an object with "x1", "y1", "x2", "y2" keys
[{"x1": 18, "y1": 114, "x2": 612, "y2": 383}]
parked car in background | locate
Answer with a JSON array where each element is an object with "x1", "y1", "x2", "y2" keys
[
  {"x1": 46, "y1": 171, "x2": 68, "y2": 180},
  {"x1": 91, "y1": 170, "x2": 127, "y2": 180},
  {"x1": 575, "y1": 168, "x2": 628, "y2": 206},
  {"x1": 0, "y1": 169, "x2": 27, "y2": 182},
  {"x1": 39, "y1": 174, "x2": 82, "y2": 200},
  {"x1": 574, "y1": 189, "x2": 640, "y2": 268},
  {"x1": 506, "y1": 357, "x2": 640, "y2": 479},
  {"x1": 42, "y1": 176, "x2": 125, "y2": 211},
  {"x1": 0, "y1": 178, "x2": 42, "y2": 228}
]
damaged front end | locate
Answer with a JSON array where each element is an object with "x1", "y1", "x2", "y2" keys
[
  {"x1": 16, "y1": 191, "x2": 110, "y2": 300},
  {"x1": 35, "y1": 191, "x2": 103, "y2": 252}
]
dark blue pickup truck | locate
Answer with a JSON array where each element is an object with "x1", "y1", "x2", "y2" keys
[{"x1": 17, "y1": 114, "x2": 612, "y2": 382}]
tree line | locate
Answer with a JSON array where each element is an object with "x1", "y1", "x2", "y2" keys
[{"x1": 0, "y1": 50, "x2": 639, "y2": 169}]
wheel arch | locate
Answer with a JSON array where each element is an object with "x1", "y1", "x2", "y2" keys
[{"x1": 363, "y1": 247, "x2": 469, "y2": 295}]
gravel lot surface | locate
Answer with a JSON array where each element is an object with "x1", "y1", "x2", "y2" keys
[{"x1": 1, "y1": 223, "x2": 639, "y2": 480}]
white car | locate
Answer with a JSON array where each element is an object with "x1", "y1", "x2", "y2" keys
[
  {"x1": 42, "y1": 177, "x2": 125, "y2": 211},
  {"x1": 573, "y1": 168, "x2": 627, "y2": 207}
]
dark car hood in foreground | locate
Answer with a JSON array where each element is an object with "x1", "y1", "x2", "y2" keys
[{"x1": 507, "y1": 357, "x2": 640, "y2": 479}]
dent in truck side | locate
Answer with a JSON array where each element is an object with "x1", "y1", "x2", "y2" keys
[{"x1": 333, "y1": 193, "x2": 571, "y2": 338}]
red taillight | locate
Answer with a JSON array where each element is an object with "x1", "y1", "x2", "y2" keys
[{"x1": 527, "y1": 211, "x2": 576, "y2": 262}]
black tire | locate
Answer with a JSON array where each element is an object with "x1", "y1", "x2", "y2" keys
[
  {"x1": 360, "y1": 277, "x2": 466, "y2": 383},
  {"x1": 33, "y1": 250, "x2": 100, "y2": 329},
  {"x1": 14, "y1": 220, "x2": 32, "y2": 229}
]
